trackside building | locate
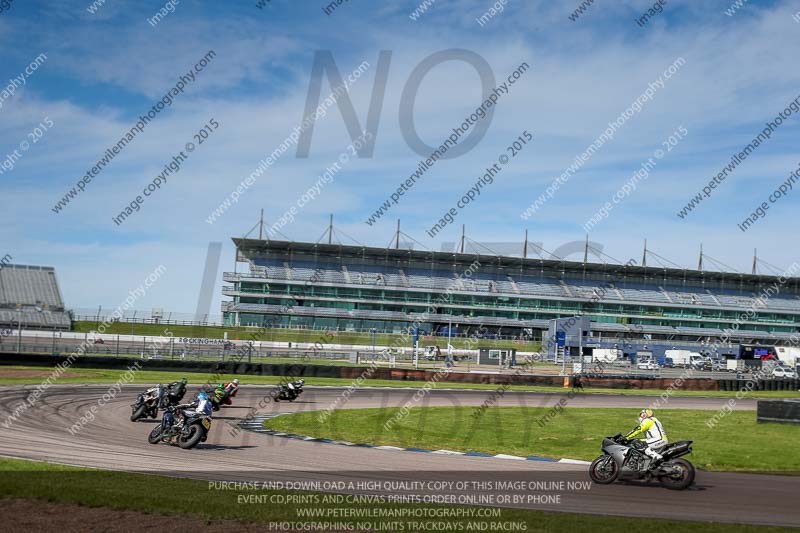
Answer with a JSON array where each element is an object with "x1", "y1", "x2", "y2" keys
[{"x1": 222, "y1": 239, "x2": 800, "y2": 348}]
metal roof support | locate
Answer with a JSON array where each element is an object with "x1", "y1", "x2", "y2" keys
[
  {"x1": 523, "y1": 229, "x2": 528, "y2": 259},
  {"x1": 698, "y1": 243, "x2": 703, "y2": 272}
]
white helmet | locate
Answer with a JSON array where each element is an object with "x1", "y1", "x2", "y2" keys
[{"x1": 232, "y1": 378, "x2": 239, "y2": 385}]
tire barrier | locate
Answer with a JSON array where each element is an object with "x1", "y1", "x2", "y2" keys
[{"x1": 718, "y1": 378, "x2": 798, "y2": 391}]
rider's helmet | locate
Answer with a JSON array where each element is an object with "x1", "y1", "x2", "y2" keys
[
  {"x1": 639, "y1": 408, "x2": 654, "y2": 422},
  {"x1": 180, "y1": 378, "x2": 188, "y2": 385},
  {"x1": 232, "y1": 378, "x2": 239, "y2": 385},
  {"x1": 298, "y1": 379, "x2": 305, "y2": 386},
  {"x1": 198, "y1": 392, "x2": 208, "y2": 401}
]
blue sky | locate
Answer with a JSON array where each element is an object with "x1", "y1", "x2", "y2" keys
[{"x1": 1, "y1": 0, "x2": 799, "y2": 314}]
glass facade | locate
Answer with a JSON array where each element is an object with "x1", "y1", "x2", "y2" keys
[
  {"x1": 224, "y1": 280, "x2": 800, "y2": 335},
  {"x1": 222, "y1": 240, "x2": 800, "y2": 340}
]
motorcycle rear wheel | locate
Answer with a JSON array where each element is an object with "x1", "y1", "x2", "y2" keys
[
  {"x1": 147, "y1": 426, "x2": 162, "y2": 444},
  {"x1": 178, "y1": 424, "x2": 204, "y2": 449},
  {"x1": 589, "y1": 455, "x2": 619, "y2": 484},
  {"x1": 130, "y1": 405, "x2": 146, "y2": 422},
  {"x1": 658, "y1": 458, "x2": 695, "y2": 490}
]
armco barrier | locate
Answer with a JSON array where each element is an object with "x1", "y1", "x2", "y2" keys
[
  {"x1": 3, "y1": 352, "x2": 797, "y2": 392},
  {"x1": 757, "y1": 399, "x2": 800, "y2": 425}
]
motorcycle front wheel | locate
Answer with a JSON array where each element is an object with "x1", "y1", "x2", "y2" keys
[
  {"x1": 178, "y1": 424, "x2": 204, "y2": 449},
  {"x1": 589, "y1": 455, "x2": 619, "y2": 484},
  {"x1": 147, "y1": 425, "x2": 162, "y2": 445},
  {"x1": 658, "y1": 458, "x2": 695, "y2": 490}
]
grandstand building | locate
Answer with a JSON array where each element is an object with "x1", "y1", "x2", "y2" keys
[
  {"x1": 0, "y1": 264, "x2": 71, "y2": 330},
  {"x1": 222, "y1": 239, "x2": 800, "y2": 347}
]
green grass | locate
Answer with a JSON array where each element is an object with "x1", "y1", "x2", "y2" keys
[
  {"x1": 1, "y1": 365, "x2": 799, "y2": 398},
  {"x1": 72, "y1": 320, "x2": 539, "y2": 351},
  {"x1": 42, "y1": 351, "x2": 465, "y2": 371},
  {"x1": 0, "y1": 456, "x2": 790, "y2": 532},
  {"x1": 265, "y1": 406, "x2": 800, "y2": 473}
]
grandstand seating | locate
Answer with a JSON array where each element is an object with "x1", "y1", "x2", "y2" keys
[
  {"x1": 234, "y1": 258, "x2": 800, "y2": 339},
  {"x1": 0, "y1": 308, "x2": 70, "y2": 328},
  {"x1": 232, "y1": 250, "x2": 800, "y2": 343},
  {"x1": 249, "y1": 258, "x2": 800, "y2": 314},
  {"x1": 0, "y1": 264, "x2": 70, "y2": 329},
  {"x1": 0, "y1": 265, "x2": 63, "y2": 308}
]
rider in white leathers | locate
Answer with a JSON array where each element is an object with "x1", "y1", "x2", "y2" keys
[{"x1": 625, "y1": 409, "x2": 668, "y2": 461}]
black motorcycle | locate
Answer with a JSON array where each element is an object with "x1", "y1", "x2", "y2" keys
[
  {"x1": 165, "y1": 381, "x2": 187, "y2": 405},
  {"x1": 589, "y1": 433, "x2": 695, "y2": 490},
  {"x1": 147, "y1": 406, "x2": 211, "y2": 449},
  {"x1": 130, "y1": 385, "x2": 163, "y2": 421},
  {"x1": 272, "y1": 380, "x2": 304, "y2": 402},
  {"x1": 131, "y1": 384, "x2": 186, "y2": 421}
]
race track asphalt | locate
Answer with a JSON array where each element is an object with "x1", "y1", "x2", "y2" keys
[{"x1": 0, "y1": 385, "x2": 797, "y2": 527}]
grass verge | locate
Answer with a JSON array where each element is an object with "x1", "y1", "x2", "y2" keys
[
  {"x1": 264, "y1": 406, "x2": 800, "y2": 473},
  {"x1": 72, "y1": 320, "x2": 539, "y2": 351},
  {"x1": 0, "y1": 456, "x2": 790, "y2": 532},
  {"x1": 0, "y1": 365, "x2": 798, "y2": 398}
]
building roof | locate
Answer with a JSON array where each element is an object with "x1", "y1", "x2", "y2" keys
[{"x1": 232, "y1": 238, "x2": 799, "y2": 289}]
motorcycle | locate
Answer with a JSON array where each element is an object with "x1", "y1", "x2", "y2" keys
[
  {"x1": 273, "y1": 380, "x2": 304, "y2": 402},
  {"x1": 147, "y1": 406, "x2": 211, "y2": 449},
  {"x1": 589, "y1": 433, "x2": 695, "y2": 490},
  {"x1": 165, "y1": 382, "x2": 187, "y2": 405},
  {"x1": 131, "y1": 384, "x2": 185, "y2": 421},
  {"x1": 130, "y1": 385, "x2": 163, "y2": 422}
]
